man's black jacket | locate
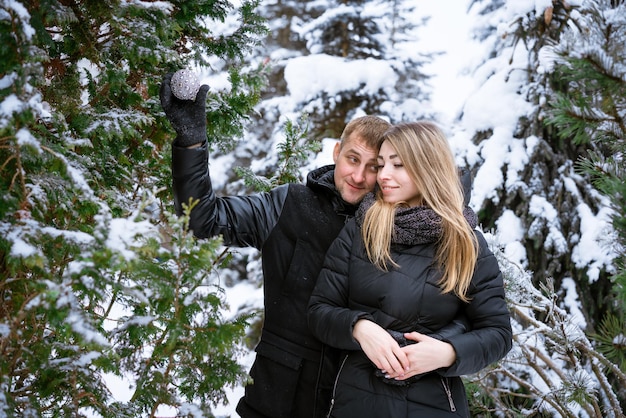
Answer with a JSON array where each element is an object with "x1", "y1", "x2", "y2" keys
[{"x1": 172, "y1": 142, "x2": 356, "y2": 418}]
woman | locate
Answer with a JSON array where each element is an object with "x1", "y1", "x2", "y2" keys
[{"x1": 308, "y1": 121, "x2": 512, "y2": 417}]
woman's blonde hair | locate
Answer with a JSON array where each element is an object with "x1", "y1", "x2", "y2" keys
[{"x1": 361, "y1": 121, "x2": 478, "y2": 301}]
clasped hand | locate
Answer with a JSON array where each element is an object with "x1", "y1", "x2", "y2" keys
[{"x1": 352, "y1": 319, "x2": 456, "y2": 381}]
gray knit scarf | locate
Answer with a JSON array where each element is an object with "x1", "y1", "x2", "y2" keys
[{"x1": 355, "y1": 192, "x2": 478, "y2": 245}]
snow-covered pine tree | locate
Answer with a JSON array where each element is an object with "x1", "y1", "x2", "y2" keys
[
  {"x1": 472, "y1": 233, "x2": 626, "y2": 417},
  {"x1": 456, "y1": 0, "x2": 625, "y2": 414},
  {"x1": 545, "y1": 0, "x2": 626, "y2": 405},
  {"x1": 291, "y1": 0, "x2": 433, "y2": 134},
  {"x1": 221, "y1": 0, "x2": 435, "y2": 200},
  {"x1": 0, "y1": 0, "x2": 266, "y2": 416},
  {"x1": 465, "y1": 0, "x2": 619, "y2": 326}
]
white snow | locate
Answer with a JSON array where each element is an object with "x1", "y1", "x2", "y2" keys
[
  {"x1": 119, "y1": 1, "x2": 621, "y2": 415},
  {"x1": 284, "y1": 54, "x2": 397, "y2": 103},
  {"x1": 3, "y1": 0, "x2": 621, "y2": 416}
]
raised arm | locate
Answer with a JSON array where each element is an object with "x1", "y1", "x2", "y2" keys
[{"x1": 160, "y1": 73, "x2": 286, "y2": 249}]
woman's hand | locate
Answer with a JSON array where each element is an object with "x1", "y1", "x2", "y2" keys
[
  {"x1": 353, "y1": 320, "x2": 410, "y2": 377},
  {"x1": 386, "y1": 332, "x2": 457, "y2": 380}
]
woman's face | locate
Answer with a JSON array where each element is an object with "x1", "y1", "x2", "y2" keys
[{"x1": 377, "y1": 140, "x2": 421, "y2": 206}]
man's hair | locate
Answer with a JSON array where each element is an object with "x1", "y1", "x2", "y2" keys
[{"x1": 340, "y1": 115, "x2": 391, "y2": 151}]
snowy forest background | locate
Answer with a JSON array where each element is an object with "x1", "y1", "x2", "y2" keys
[{"x1": 1, "y1": 0, "x2": 625, "y2": 417}]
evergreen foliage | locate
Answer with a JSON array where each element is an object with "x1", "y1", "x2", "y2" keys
[
  {"x1": 472, "y1": 233, "x2": 626, "y2": 417},
  {"x1": 463, "y1": 0, "x2": 626, "y2": 414},
  {"x1": 545, "y1": 0, "x2": 626, "y2": 399},
  {"x1": 291, "y1": 0, "x2": 432, "y2": 135},
  {"x1": 545, "y1": 1, "x2": 626, "y2": 309},
  {"x1": 3, "y1": 0, "x2": 626, "y2": 416},
  {"x1": 234, "y1": 114, "x2": 321, "y2": 190},
  {"x1": 0, "y1": 0, "x2": 266, "y2": 416}
]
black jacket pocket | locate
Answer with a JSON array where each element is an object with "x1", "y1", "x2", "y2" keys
[{"x1": 244, "y1": 340, "x2": 304, "y2": 417}]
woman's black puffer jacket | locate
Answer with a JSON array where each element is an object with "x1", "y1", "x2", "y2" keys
[{"x1": 308, "y1": 218, "x2": 512, "y2": 418}]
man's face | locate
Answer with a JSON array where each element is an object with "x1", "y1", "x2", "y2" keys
[{"x1": 333, "y1": 134, "x2": 379, "y2": 205}]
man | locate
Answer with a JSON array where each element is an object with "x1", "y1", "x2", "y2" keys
[{"x1": 161, "y1": 73, "x2": 390, "y2": 418}]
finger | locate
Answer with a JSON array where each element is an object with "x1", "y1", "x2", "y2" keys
[
  {"x1": 404, "y1": 332, "x2": 425, "y2": 343},
  {"x1": 393, "y1": 346, "x2": 410, "y2": 373},
  {"x1": 195, "y1": 84, "x2": 210, "y2": 102},
  {"x1": 385, "y1": 352, "x2": 406, "y2": 376},
  {"x1": 384, "y1": 346, "x2": 412, "y2": 378},
  {"x1": 160, "y1": 72, "x2": 174, "y2": 108},
  {"x1": 393, "y1": 346, "x2": 411, "y2": 376}
]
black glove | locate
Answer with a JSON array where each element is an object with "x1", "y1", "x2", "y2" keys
[{"x1": 159, "y1": 72, "x2": 210, "y2": 147}]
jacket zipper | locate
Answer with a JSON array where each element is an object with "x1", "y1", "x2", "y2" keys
[
  {"x1": 441, "y1": 377, "x2": 457, "y2": 412},
  {"x1": 326, "y1": 354, "x2": 349, "y2": 418}
]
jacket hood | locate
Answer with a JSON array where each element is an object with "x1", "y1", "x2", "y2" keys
[
  {"x1": 306, "y1": 164, "x2": 335, "y2": 190},
  {"x1": 307, "y1": 165, "x2": 358, "y2": 216}
]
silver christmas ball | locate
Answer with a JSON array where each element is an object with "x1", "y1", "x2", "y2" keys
[{"x1": 171, "y1": 69, "x2": 201, "y2": 101}]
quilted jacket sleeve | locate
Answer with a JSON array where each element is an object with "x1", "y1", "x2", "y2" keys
[
  {"x1": 440, "y1": 230, "x2": 513, "y2": 376},
  {"x1": 308, "y1": 220, "x2": 373, "y2": 351},
  {"x1": 171, "y1": 142, "x2": 287, "y2": 249}
]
